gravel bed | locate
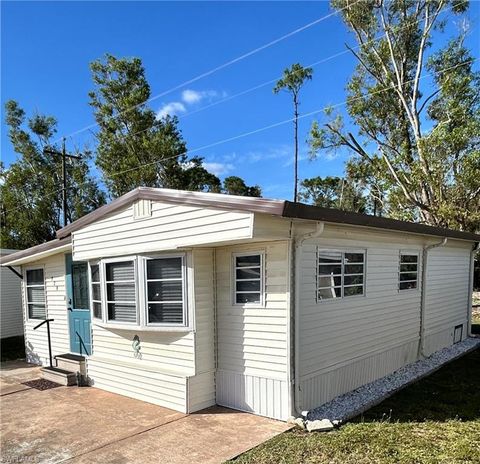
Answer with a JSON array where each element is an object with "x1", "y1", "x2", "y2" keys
[{"x1": 306, "y1": 337, "x2": 480, "y2": 423}]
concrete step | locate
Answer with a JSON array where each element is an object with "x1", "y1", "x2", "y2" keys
[
  {"x1": 55, "y1": 353, "x2": 86, "y2": 376},
  {"x1": 41, "y1": 366, "x2": 77, "y2": 386}
]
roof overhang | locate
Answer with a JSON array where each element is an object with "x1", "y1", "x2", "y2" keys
[
  {"x1": 56, "y1": 187, "x2": 285, "y2": 239},
  {"x1": 0, "y1": 237, "x2": 72, "y2": 266},
  {"x1": 282, "y1": 202, "x2": 480, "y2": 242}
]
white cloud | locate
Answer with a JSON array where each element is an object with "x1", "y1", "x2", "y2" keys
[
  {"x1": 156, "y1": 101, "x2": 186, "y2": 119},
  {"x1": 203, "y1": 162, "x2": 234, "y2": 176},
  {"x1": 181, "y1": 89, "x2": 226, "y2": 105}
]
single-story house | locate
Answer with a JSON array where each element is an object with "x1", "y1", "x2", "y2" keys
[
  {"x1": 1, "y1": 187, "x2": 478, "y2": 420},
  {"x1": 1, "y1": 249, "x2": 23, "y2": 341}
]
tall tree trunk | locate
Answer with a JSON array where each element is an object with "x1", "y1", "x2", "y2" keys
[{"x1": 294, "y1": 95, "x2": 299, "y2": 202}]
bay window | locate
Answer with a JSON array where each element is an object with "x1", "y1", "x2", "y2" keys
[{"x1": 90, "y1": 254, "x2": 188, "y2": 328}]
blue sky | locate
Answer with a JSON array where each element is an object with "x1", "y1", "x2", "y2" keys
[{"x1": 2, "y1": 1, "x2": 479, "y2": 200}]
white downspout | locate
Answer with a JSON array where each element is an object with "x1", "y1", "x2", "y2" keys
[
  {"x1": 467, "y1": 242, "x2": 480, "y2": 337},
  {"x1": 418, "y1": 237, "x2": 448, "y2": 358},
  {"x1": 291, "y1": 221, "x2": 325, "y2": 417}
]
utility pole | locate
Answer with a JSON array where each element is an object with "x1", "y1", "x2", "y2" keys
[{"x1": 44, "y1": 138, "x2": 82, "y2": 227}]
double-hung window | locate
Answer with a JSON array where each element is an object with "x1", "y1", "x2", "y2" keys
[
  {"x1": 317, "y1": 249, "x2": 365, "y2": 300},
  {"x1": 233, "y1": 252, "x2": 264, "y2": 305},
  {"x1": 146, "y1": 256, "x2": 186, "y2": 325},
  {"x1": 399, "y1": 253, "x2": 419, "y2": 290},
  {"x1": 26, "y1": 268, "x2": 46, "y2": 319},
  {"x1": 105, "y1": 259, "x2": 137, "y2": 324}
]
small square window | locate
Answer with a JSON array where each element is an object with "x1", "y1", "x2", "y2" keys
[{"x1": 233, "y1": 253, "x2": 263, "y2": 305}]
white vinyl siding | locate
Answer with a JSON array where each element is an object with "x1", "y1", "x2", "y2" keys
[
  {"x1": 72, "y1": 200, "x2": 253, "y2": 261},
  {"x1": 22, "y1": 253, "x2": 70, "y2": 365},
  {"x1": 216, "y1": 241, "x2": 289, "y2": 420},
  {"x1": 297, "y1": 224, "x2": 423, "y2": 410},
  {"x1": 423, "y1": 242, "x2": 471, "y2": 355},
  {"x1": 1, "y1": 252, "x2": 23, "y2": 339}
]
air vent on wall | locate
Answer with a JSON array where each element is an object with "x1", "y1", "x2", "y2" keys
[
  {"x1": 133, "y1": 199, "x2": 152, "y2": 220},
  {"x1": 453, "y1": 324, "x2": 463, "y2": 344}
]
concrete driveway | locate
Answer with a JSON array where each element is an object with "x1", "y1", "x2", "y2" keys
[{"x1": 0, "y1": 361, "x2": 290, "y2": 464}]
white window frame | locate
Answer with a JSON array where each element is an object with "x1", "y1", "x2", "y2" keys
[
  {"x1": 102, "y1": 256, "x2": 138, "y2": 326},
  {"x1": 398, "y1": 251, "x2": 420, "y2": 292},
  {"x1": 24, "y1": 265, "x2": 46, "y2": 321},
  {"x1": 316, "y1": 248, "x2": 367, "y2": 303},
  {"x1": 232, "y1": 251, "x2": 265, "y2": 307},
  {"x1": 88, "y1": 261, "x2": 103, "y2": 320},
  {"x1": 142, "y1": 253, "x2": 188, "y2": 327}
]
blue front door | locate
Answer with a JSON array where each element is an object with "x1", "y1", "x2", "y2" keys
[{"x1": 66, "y1": 254, "x2": 92, "y2": 355}]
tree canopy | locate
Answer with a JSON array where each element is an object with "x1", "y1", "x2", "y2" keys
[
  {"x1": 89, "y1": 54, "x2": 224, "y2": 198},
  {"x1": 223, "y1": 176, "x2": 262, "y2": 197},
  {"x1": 308, "y1": 0, "x2": 479, "y2": 231},
  {"x1": 1, "y1": 101, "x2": 105, "y2": 249}
]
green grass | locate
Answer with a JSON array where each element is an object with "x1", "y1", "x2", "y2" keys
[{"x1": 230, "y1": 348, "x2": 480, "y2": 464}]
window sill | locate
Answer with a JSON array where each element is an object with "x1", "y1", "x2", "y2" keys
[{"x1": 92, "y1": 320, "x2": 193, "y2": 333}]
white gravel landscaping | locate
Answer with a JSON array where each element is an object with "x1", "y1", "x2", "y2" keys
[{"x1": 306, "y1": 337, "x2": 480, "y2": 424}]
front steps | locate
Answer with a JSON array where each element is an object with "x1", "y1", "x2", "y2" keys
[{"x1": 40, "y1": 353, "x2": 87, "y2": 386}]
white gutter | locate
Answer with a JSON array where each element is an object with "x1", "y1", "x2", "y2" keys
[
  {"x1": 467, "y1": 242, "x2": 480, "y2": 336},
  {"x1": 418, "y1": 237, "x2": 448, "y2": 358},
  {"x1": 291, "y1": 221, "x2": 325, "y2": 417}
]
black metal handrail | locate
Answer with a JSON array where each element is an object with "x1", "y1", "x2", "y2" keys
[
  {"x1": 75, "y1": 331, "x2": 89, "y2": 356},
  {"x1": 33, "y1": 319, "x2": 54, "y2": 367}
]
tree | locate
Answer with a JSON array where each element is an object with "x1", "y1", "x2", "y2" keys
[
  {"x1": 1, "y1": 101, "x2": 105, "y2": 249},
  {"x1": 309, "y1": 0, "x2": 479, "y2": 231},
  {"x1": 274, "y1": 63, "x2": 313, "y2": 202},
  {"x1": 299, "y1": 175, "x2": 366, "y2": 212},
  {"x1": 223, "y1": 176, "x2": 262, "y2": 197},
  {"x1": 89, "y1": 54, "x2": 222, "y2": 197}
]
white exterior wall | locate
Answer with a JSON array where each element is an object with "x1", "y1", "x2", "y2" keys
[
  {"x1": 215, "y1": 241, "x2": 290, "y2": 420},
  {"x1": 1, "y1": 251, "x2": 23, "y2": 339},
  {"x1": 297, "y1": 225, "x2": 424, "y2": 410},
  {"x1": 423, "y1": 241, "x2": 471, "y2": 355},
  {"x1": 187, "y1": 248, "x2": 216, "y2": 413},
  {"x1": 72, "y1": 200, "x2": 253, "y2": 261},
  {"x1": 296, "y1": 224, "x2": 473, "y2": 411},
  {"x1": 22, "y1": 253, "x2": 70, "y2": 365}
]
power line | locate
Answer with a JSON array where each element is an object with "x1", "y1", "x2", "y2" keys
[
  {"x1": 6, "y1": 58, "x2": 475, "y2": 216},
  {"x1": 53, "y1": 0, "x2": 363, "y2": 145},
  {"x1": 83, "y1": 0, "x2": 465, "y2": 146}
]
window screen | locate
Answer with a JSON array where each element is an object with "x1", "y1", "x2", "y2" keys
[
  {"x1": 90, "y1": 264, "x2": 102, "y2": 319},
  {"x1": 399, "y1": 254, "x2": 419, "y2": 290},
  {"x1": 105, "y1": 261, "x2": 137, "y2": 323},
  {"x1": 26, "y1": 268, "x2": 46, "y2": 319},
  {"x1": 146, "y1": 257, "x2": 185, "y2": 324},
  {"x1": 234, "y1": 253, "x2": 263, "y2": 304},
  {"x1": 317, "y1": 250, "x2": 365, "y2": 300}
]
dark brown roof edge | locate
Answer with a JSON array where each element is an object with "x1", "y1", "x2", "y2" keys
[
  {"x1": 282, "y1": 201, "x2": 480, "y2": 242},
  {"x1": 0, "y1": 236, "x2": 72, "y2": 265},
  {"x1": 56, "y1": 187, "x2": 285, "y2": 239}
]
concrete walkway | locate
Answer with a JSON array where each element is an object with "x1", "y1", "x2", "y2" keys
[{"x1": 0, "y1": 361, "x2": 290, "y2": 464}]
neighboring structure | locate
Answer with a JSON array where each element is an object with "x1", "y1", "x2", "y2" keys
[
  {"x1": 1, "y1": 249, "x2": 23, "y2": 341},
  {"x1": 1, "y1": 188, "x2": 478, "y2": 420}
]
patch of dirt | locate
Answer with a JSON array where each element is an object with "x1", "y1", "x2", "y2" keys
[{"x1": 22, "y1": 379, "x2": 62, "y2": 391}]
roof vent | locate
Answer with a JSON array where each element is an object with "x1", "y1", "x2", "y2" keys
[{"x1": 133, "y1": 199, "x2": 152, "y2": 220}]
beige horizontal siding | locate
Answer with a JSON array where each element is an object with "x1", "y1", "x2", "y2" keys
[
  {"x1": 23, "y1": 253, "x2": 70, "y2": 365},
  {"x1": 1, "y1": 260, "x2": 23, "y2": 339},
  {"x1": 72, "y1": 201, "x2": 253, "y2": 261}
]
